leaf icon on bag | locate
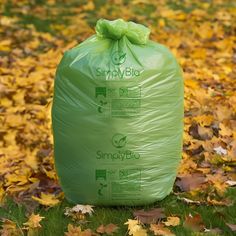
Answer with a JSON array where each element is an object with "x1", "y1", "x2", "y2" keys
[
  {"x1": 112, "y1": 134, "x2": 127, "y2": 148},
  {"x1": 111, "y1": 51, "x2": 126, "y2": 65},
  {"x1": 119, "y1": 53, "x2": 126, "y2": 63},
  {"x1": 118, "y1": 136, "x2": 127, "y2": 147}
]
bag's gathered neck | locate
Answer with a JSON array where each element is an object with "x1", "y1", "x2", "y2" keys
[{"x1": 95, "y1": 18, "x2": 150, "y2": 45}]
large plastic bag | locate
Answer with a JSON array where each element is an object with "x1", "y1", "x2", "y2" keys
[{"x1": 52, "y1": 19, "x2": 184, "y2": 206}]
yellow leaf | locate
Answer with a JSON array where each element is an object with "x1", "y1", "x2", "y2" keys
[
  {"x1": 65, "y1": 224, "x2": 93, "y2": 236},
  {"x1": 191, "y1": 9, "x2": 207, "y2": 18},
  {"x1": 6, "y1": 184, "x2": 31, "y2": 194},
  {"x1": 193, "y1": 115, "x2": 214, "y2": 126},
  {"x1": 23, "y1": 213, "x2": 44, "y2": 229},
  {"x1": 158, "y1": 19, "x2": 165, "y2": 28},
  {"x1": 0, "y1": 39, "x2": 11, "y2": 51},
  {"x1": 132, "y1": 227, "x2": 148, "y2": 236},
  {"x1": 5, "y1": 114, "x2": 24, "y2": 128},
  {"x1": 160, "y1": 8, "x2": 175, "y2": 18},
  {"x1": 0, "y1": 183, "x2": 5, "y2": 206},
  {"x1": 124, "y1": 219, "x2": 139, "y2": 232},
  {"x1": 164, "y1": 216, "x2": 180, "y2": 227},
  {"x1": 42, "y1": 167, "x2": 57, "y2": 179},
  {"x1": 82, "y1": 1, "x2": 95, "y2": 11},
  {"x1": 206, "y1": 174, "x2": 227, "y2": 195},
  {"x1": 32, "y1": 192, "x2": 60, "y2": 207},
  {"x1": 219, "y1": 122, "x2": 233, "y2": 136},
  {"x1": 184, "y1": 78, "x2": 199, "y2": 89},
  {"x1": 5, "y1": 172, "x2": 29, "y2": 186},
  {"x1": 65, "y1": 224, "x2": 82, "y2": 236},
  {"x1": 12, "y1": 90, "x2": 25, "y2": 105},
  {"x1": 0, "y1": 16, "x2": 17, "y2": 26},
  {"x1": 192, "y1": 48, "x2": 206, "y2": 59},
  {"x1": 0, "y1": 218, "x2": 22, "y2": 236},
  {"x1": 124, "y1": 219, "x2": 147, "y2": 236},
  {"x1": 222, "y1": 65, "x2": 232, "y2": 75},
  {"x1": 3, "y1": 131, "x2": 17, "y2": 146},
  {"x1": 150, "y1": 224, "x2": 175, "y2": 236},
  {"x1": 0, "y1": 97, "x2": 13, "y2": 107},
  {"x1": 215, "y1": 105, "x2": 232, "y2": 122},
  {"x1": 25, "y1": 150, "x2": 38, "y2": 170},
  {"x1": 197, "y1": 22, "x2": 213, "y2": 39}
]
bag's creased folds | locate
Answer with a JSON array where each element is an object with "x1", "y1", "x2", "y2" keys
[{"x1": 52, "y1": 19, "x2": 184, "y2": 206}]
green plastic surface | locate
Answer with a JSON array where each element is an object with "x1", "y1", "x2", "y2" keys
[{"x1": 52, "y1": 19, "x2": 184, "y2": 206}]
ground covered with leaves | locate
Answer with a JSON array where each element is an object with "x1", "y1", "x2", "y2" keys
[{"x1": 0, "y1": 0, "x2": 236, "y2": 235}]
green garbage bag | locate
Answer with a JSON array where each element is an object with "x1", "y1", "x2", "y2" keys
[{"x1": 52, "y1": 19, "x2": 184, "y2": 206}]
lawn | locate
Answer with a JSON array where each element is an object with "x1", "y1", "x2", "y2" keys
[
  {"x1": 1, "y1": 188, "x2": 236, "y2": 235},
  {"x1": 0, "y1": 0, "x2": 236, "y2": 235}
]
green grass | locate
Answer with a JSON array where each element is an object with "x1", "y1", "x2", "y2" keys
[{"x1": 1, "y1": 189, "x2": 236, "y2": 235}]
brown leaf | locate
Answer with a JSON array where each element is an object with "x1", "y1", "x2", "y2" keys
[
  {"x1": 207, "y1": 197, "x2": 232, "y2": 206},
  {"x1": 226, "y1": 223, "x2": 236, "y2": 232},
  {"x1": 96, "y1": 225, "x2": 105, "y2": 234},
  {"x1": 204, "y1": 227, "x2": 222, "y2": 234},
  {"x1": 65, "y1": 224, "x2": 97, "y2": 236},
  {"x1": 177, "y1": 196, "x2": 201, "y2": 205},
  {"x1": 96, "y1": 223, "x2": 119, "y2": 235},
  {"x1": 133, "y1": 208, "x2": 165, "y2": 224},
  {"x1": 176, "y1": 174, "x2": 206, "y2": 192},
  {"x1": 183, "y1": 214, "x2": 205, "y2": 232},
  {"x1": 197, "y1": 125, "x2": 213, "y2": 140}
]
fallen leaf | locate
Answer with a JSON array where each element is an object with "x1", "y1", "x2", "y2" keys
[
  {"x1": 226, "y1": 180, "x2": 236, "y2": 186},
  {"x1": 204, "y1": 227, "x2": 222, "y2": 234},
  {"x1": 197, "y1": 125, "x2": 213, "y2": 140},
  {"x1": 206, "y1": 197, "x2": 232, "y2": 206},
  {"x1": 183, "y1": 214, "x2": 205, "y2": 232},
  {"x1": 71, "y1": 204, "x2": 94, "y2": 215},
  {"x1": 193, "y1": 115, "x2": 214, "y2": 127},
  {"x1": 0, "y1": 218, "x2": 22, "y2": 236},
  {"x1": 32, "y1": 192, "x2": 60, "y2": 207},
  {"x1": 226, "y1": 223, "x2": 236, "y2": 232},
  {"x1": 214, "y1": 146, "x2": 227, "y2": 155},
  {"x1": 206, "y1": 174, "x2": 228, "y2": 195},
  {"x1": 23, "y1": 213, "x2": 45, "y2": 229},
  {"x1": 150, "y1": 223, "x2": 175, "y2": 236},
  {"x1": 164, "y1": 216, "x2": 180, "y2": 227},
  {"x1": 124, "y1": 219, "x2": 147, "y2": 236},
  {"x1": 177, "y1": 196, "x2": 201, "y2": 205},
  {"x1": 0, "y1": 184, "x2": 5, "y2": 206},
  {"x1": 1, "y1": 2, "x2": 236, "y2": 235},
  {"x1": 133, "y1": 208, "x2": 165, "y2": 224},
  {"x1": 96, "y1": 223, "x2": 119, "y2": 235},
  {"x1": 65, "y1": 224, "x2": 96, "y2": 236},
  {"x1": 219, "y1": 122, "x2": 233, "y2": 136},
  {"x1": 176, "y1": 174, "x2": 206, "y2": 192}
]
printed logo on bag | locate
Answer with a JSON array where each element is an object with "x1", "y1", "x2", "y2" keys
[
  {"x1": 95, "y1": 50, "x2": 141, "y2": 79},
  {"x1": 111, "y1": 51, "x2": 126, "y2": 65},
  {"x1": 112, "y1": 133, "x2": 127, "y2": 148},
  {"x1": 96, "y1": 134, "x2": 140, "y2": 161}
]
